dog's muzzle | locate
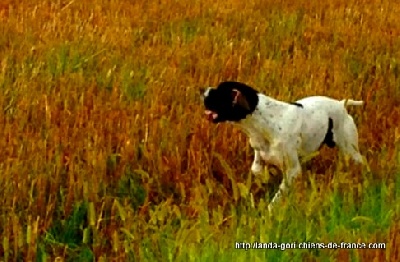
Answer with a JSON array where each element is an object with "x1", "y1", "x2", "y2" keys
[{"x1": 205, "y1": 110, "x2": 218, "y2": 121}]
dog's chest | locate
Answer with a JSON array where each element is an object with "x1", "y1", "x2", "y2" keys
[{"x1": 236, "y1": 96, "x2": 289, "y2": 150}]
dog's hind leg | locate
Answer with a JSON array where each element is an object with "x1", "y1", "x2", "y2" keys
[{"x1": 335, "y1": 115, "x2": 363, "y2": 164}]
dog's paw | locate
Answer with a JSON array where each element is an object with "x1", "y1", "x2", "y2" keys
[{"x1": 251, "y1": 162, "x2": 263, "y2": 175}]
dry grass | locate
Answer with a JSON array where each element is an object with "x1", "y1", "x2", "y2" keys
[{"x1": 0, "y1": 0, "x2": 399, "y2": 261}]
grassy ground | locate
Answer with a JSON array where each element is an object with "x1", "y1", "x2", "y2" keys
[{"x1": 0, "y1": 0, "x2": 399, "y2": 261}]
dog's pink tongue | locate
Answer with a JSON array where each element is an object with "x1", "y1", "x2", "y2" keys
[{"x1": 205, "y1": 110, "x2": 218, "y2": 120}]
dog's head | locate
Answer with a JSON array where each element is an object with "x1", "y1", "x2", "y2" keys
[{"x1": 200, "y1": 81, "x2": 259, "y2": 123}]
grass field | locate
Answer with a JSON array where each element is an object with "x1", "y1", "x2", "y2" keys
[{"x1": 0, "y1": 0, "x2": 399, "y2": 261}]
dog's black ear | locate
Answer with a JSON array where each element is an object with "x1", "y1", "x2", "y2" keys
[{"x1": 232, "y1": 89, "x2": 250, "y2": 111}]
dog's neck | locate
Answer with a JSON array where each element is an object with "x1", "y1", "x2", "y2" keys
[{"x1": 233, "y1": 94, "x2": 289, "y2": 139}]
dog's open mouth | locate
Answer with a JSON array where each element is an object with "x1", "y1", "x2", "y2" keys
[{"x1": 204, "y1": 110, "x2": 218, "y2": 121}]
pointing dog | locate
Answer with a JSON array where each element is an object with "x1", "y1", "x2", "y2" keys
[{"x1": 201, "y1": 81, "x2": 364, "y2": 212}]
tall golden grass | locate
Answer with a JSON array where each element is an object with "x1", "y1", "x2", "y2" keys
[{"x1": 0, "y1": 0, "x2": 399, "y2": 260}]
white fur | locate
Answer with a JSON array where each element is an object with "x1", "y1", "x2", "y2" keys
[{"x1": 234, "y1": 94, "x2": 364, "y2": 213}]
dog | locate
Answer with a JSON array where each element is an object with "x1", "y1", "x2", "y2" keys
[{"x1": 201, "y1": 81, "x2": 364, "y2": 212}]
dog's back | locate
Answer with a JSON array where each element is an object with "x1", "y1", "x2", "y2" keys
[{"x1": 296, "y1": 96, "x2": 363, "y2": 109}]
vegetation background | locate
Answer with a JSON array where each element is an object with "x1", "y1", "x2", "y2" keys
[{"x1": 0, "y1": 0, "x2": 399, "y2": 261}]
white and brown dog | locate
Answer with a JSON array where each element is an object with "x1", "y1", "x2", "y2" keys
[{"x1": 201, "y1": 81, "x2": 364, "y2": 212}]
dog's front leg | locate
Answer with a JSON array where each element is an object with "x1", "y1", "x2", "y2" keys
[
  {"x1": 251, "y1": 149, "x2": 263, "y2": 175},
  {"x1": 268, "y1": 150, "x2": 302, "y2": 213},
  {"x1": 249, "y1": 138, "x2": 264, "y2": 175}
]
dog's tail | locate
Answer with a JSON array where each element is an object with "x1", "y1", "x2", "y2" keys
[{"x1": 341, "y1": 99, "x2": 364, "y2": 107}]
